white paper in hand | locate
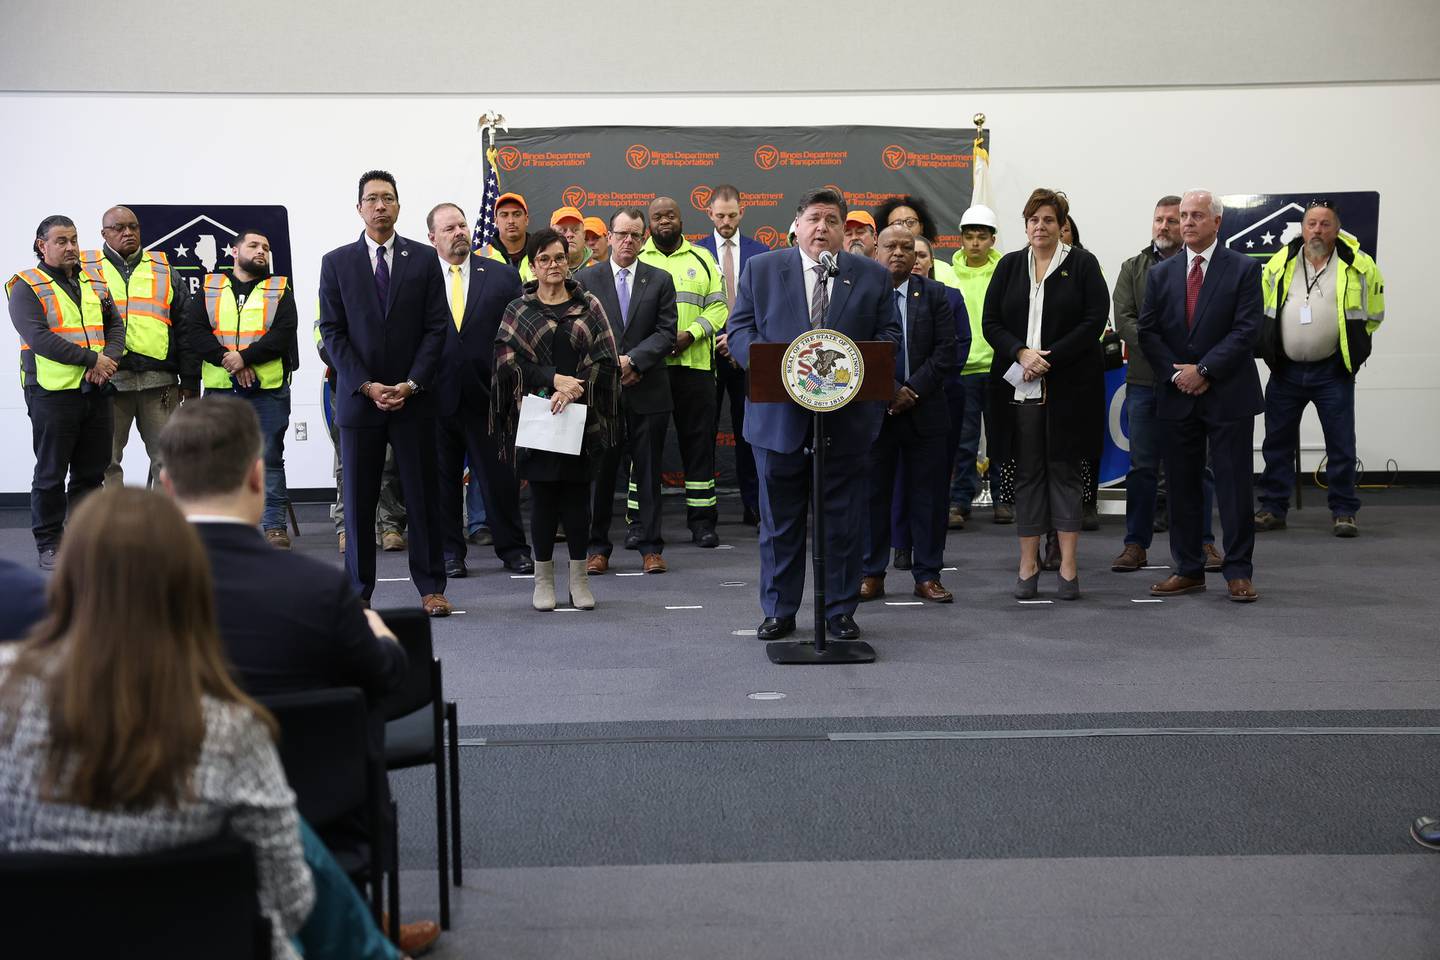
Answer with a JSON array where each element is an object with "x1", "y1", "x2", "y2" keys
[
  {"x1": 1003, "y1": 362, "x2": 1043, "y2": 399},
  {"x1": 516, "y1": 393, "x2": 587, "y2": 455}
]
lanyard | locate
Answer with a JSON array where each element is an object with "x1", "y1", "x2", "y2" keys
[{"x1": 1301, "y1": 253, "x2": 1330, "y2": 301}]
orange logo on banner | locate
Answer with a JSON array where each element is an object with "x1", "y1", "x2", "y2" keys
[
  {"x1": 497, "y1": 146, "x2": 522, "y2": 172},
  {"x1": 755, "y1": 226, "x2": 782, "y2": 249},
  {"x1": 881, "y1": 144, "x2": 907, "y2": 170},
  {"x1": 690, "y1": 185, "x2": 713, "y2": 211},
  {"x1": 561, "y1": 185, "x2": 587, "y2": 209},
  {"x1": 626, "y1": 144, "x2": 652, "y2": 170},
  {"x1": 754, "y1": 144, "x2": 780, "y2": 170}
]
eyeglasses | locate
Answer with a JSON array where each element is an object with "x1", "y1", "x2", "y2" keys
[
  {"x1": 103, "y1": 222, "x2": 140, "y2": 233},
  {"x1": 360, "y1": 193, "x2": 397, "y2": 206},
  {"x1": 611, "y1": 230, "x2": 644, "y2": 242},
  {"x1": 889, "y1": 217, "x2": 921, "y2": 228},
  {"x1": 533, "y1": 254, "x2": 569, "y2": 267}
]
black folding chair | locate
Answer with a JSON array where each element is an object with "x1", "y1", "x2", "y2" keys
[
  {"x1": 380, "y1": 608, "x2": 462, "y2": 931},
  {"x1": 258, "y1": 686, "x2": 393, "y2": 938},
  {"x1": 0, "y1": 833, "x2": 271, "y2": 959}
]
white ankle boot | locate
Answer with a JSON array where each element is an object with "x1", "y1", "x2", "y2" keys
[
  {"x1": 532, "y1": 560, "x2": 556, "y2": 611},
  {"x1": 568, "y1": 559, "x2": 595, "y2": 610}
]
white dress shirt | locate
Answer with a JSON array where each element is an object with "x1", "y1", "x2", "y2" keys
[
  {"x1": 893, "y1": 277, "x2": 910, "y2": 382},
  {"x1": 364, "y1": 232, "x2": 396, "y2": 273},
  {"x1": 1186, "y1": 237, "x2": 1218, "y2": 280},
  {"x1": 1017, "y1": 243, "x2": 1070, "y2": 400},
  {"x1": 437, "y1": 252, "x2": 471, "y2": 311},
  {"x1": 797, "y1": 246, "x2": 828, "y2": 320}
]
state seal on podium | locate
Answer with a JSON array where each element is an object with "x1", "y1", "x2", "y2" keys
[{"x1": 781, "y1": 329, "x2": 865, "y2": 413}]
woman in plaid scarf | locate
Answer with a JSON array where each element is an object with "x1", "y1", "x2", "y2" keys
[{"x1": 492, "y1": 229, "x2": 620, "y2": 611}]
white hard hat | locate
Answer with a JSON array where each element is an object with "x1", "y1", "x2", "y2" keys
[{"x1": 959, "y1": 205, "x2": 998, "y2": 230}]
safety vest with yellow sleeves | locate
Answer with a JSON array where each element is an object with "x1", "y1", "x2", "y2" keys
[
  {"x1": 5, "y1": 267, "x2": 113, "y2": 391},
  {"x1": 638, "y1": 237, "x2": 726, "y2": 372},
  {"x1": 200, "y1": 274, "x2": 289, "y2": 390},
  {"x1": 484, "y1": 244, "x2": 533, "y2": 282},
  {"x1": 1260, "y1": 235, "x2": 1385, "y2": 375},
  {"x1": 78, "y1": 249, "x2": 174, "y2": 361}
]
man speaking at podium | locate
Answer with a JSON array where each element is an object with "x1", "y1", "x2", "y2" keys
[{"x1": 728, "y1": 188, "x2": 901, "y2": 641}]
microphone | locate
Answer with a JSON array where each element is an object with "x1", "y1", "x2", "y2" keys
[{"x1": 817, "y1": 250, "x2": 840, "y2": 277}]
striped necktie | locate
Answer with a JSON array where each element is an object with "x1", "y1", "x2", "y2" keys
[{"x1": 810, "y1": 264, "x2": 828, "y2": 329}]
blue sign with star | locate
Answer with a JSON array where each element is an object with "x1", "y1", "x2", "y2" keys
[
  {"x1": 1220, "y1": 191, "x2": 1379, "y2": 261},
  {"x1": 126, "y1": 204, "x2": 292, "y2": 296}
]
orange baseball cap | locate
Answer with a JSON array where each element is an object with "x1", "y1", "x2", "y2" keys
[
  {"x1": 583, "y1": 216, "x2": 608, "y2": 237},
  {"x1": 550, "y1": 206, "x2": 584, "y2": 226},
  {"x1": 494, "y1": 192, "x2": 528, "y2": 213},
  {"x1": 845, "y1": 210, "x2": 876, "y2": 229}
]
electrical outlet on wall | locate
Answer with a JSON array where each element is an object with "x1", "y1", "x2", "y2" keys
[{"x1": 295, "y1": 422, "x2": 308, "y2": 441}]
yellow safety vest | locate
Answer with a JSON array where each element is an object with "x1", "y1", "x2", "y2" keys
[
  {"x1": 5, "y1": 268, "x2": 111, "y2": 390},
  {"x1": 484, "y1": 245, "x2": 533, "y2": 281},
  {"x1": 79, "y1": 249, "x2": 173, "y2": 361},
  {"x1": 1261, "y1": 236, "x2": 1385, "y2": 374},
  {"x1": 638, "y1": 238, "x2": 727, "y2": 372},
  {"x1": 201, "y1": 274, "x2": 288, "y2": 390}
]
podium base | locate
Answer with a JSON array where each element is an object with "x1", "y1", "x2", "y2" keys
[{"x1": 765, "y1": 640, "x2": 877, "y2": 665}]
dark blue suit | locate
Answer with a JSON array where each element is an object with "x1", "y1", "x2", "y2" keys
[
  {"x1": 696, "y1": 232, "x2": 769, "y2": 515},
  {"x1": 865, "y1": 274, "x2": 958, "y2": 584},
  {"x1": 1138, "y1": 244, "x2": 1264, "y2": 580},
  {"x1": 434, "y1": 253, "x2": 529, "y2": 569},
  {"x1": 0, "y1": 557, "x2": 46, "y2": 642},
  {"x1": 728, "y1": 248, "x2": 901, "y2": 620},
  {"x1": 319, "y1": 233, "x2": 450, "y2": 600}
]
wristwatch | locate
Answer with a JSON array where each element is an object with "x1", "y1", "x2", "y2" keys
[
  {"x1": 1196, "y1": 364, "x2": 1211, "y2": 379},
  {"x1": 405, "y1": 379, "x2": 422, "y2": 394}
]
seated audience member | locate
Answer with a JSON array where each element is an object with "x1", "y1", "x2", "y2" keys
[{"x1": 0, "y1": 558, "x2": 46, "y2": 641}]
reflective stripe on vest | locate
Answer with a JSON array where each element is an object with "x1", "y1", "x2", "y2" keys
[
  {"x1": 201, "y1": 274, "x2": 288, "y2": 390},
  {"x1": 79, "y1": 249, "x2": 173, "y2": 361},
  {"x1": 4, "y1": 268, "x2": 109, "y2": 390}
]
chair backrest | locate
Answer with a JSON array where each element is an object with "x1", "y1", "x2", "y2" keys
[
  {"x1": 258, "y1": 686, "x2": 373, "y2": 829},
  {"x1": 378, "y1": 607, "x2": 437, "y2": 721},
  {"x1": 0, "y1": 833, "x2": 270, "y2": 959}
]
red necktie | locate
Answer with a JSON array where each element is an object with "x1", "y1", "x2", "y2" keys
[{"x1": 1185, "y1": 254, "x2": 1204, "y2": 329}]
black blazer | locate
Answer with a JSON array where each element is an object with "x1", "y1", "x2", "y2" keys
[
  {"x1": 435, "y1": 253, "x2": 524, "y2": 417},
  {"x1": 574, "y1": 259, "x2": 678, "y2": 416},
  {"x1": 0, "y1": 558, "x2": 46, "y2": 642},
  {"x1": 317, "y1": 233, "x2": 450, "y2": 428},
  {"x1": 1137, "y1": 244, "x2": 1265, "y2": 422},
  {"x1": 982, "y1": 246, "x2": 1109, "y2": 462},
  {"x1": 891, "y1": 274, "x2": 957, "y2": 437}
]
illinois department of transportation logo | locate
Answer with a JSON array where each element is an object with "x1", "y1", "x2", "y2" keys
[
  {"x1": 496, "y1": 146, "x2": 522, "y2": 171},
  {"x1": 625, "y1": 144, "x2": 652, "y2": 170},
  {"x1": 753, "y1": 144, "x2": 780, "y2": 171},
  {"x1": 782, "y1": 329, "x2": 864, "y2": 412},
  {"x1": 754, "y1": 226, "x2": 782, "y2": 249},
  {"x1": 561, "y1": 185, "x2": 587, "y2": 209},
  {"x1": 689, "y1": 185, "x2": 713, "y2": 211},
  {"x1": 881, "y1": 144, "x2": 907, "y2": 170},
  {"x1": 128, "y1": 204, "x2": 292, "y2": 296}
]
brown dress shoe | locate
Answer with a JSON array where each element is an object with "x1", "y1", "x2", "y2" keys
[
  {"x1": 421, "y1": 593, "x2": 453, "y2": 617},
  {"x1": 859, "y1": 574, "x2": 885, "y2": 601},
  {"x1": 1203, "y1": 543, "x2": 1224, "y2": 573},
  {"x1": 947, "y1": 505, "x2": 966, "y2": 529},
  {"x1": 914, "y1": 580, "x2": 954, "y2": 603},
  {"x1": 1150, "y1": 574, "x2": 1206, "y2": 597},
  {"x1": 383, "y1": 915, "x2": 440, "y2": 957},
  {"x1": 1111, "y1": 543, "x2": 1146, "y2": 572},
  {"x1": 642, "y1": 553, "x2": 667, "y2": 574},
  {"x1": 265, "y1": 528, "x2": 291, "y2": 550},
  {"x1": 1227, "y1": 578, "x2": 1259, "y2": 602},
  {"x1": 586, "y1": 554, "x2": 609, "y2": 574},
  {"x1": 381, "y1": 530, "x2": 406, "y2": 551}
]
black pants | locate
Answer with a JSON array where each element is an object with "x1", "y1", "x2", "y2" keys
[
  {"x1": 25, "y1": 385, "x2": 113, "y2": 550},
  {"x1": 592, "y1": 409, "x2": 666, "y2": 556},
  {"x1": 437, "y1": 403, "x2": 530, "y2": 566},
  {"x1": 1164, "y1": 409, "x2": 1254, "y2": 581},
  {"x1": 532, "y1": 480, "x2": 589, "y2": 562},
  {"x1": 669, "y1": 367, "x2": 718, "y2": 531},
  {"x1": 340, "y1": 418, "x2": 445, "y2": 600},
  {"x1": 714, "y1": 358, "x2": 758, "y2": 513}
]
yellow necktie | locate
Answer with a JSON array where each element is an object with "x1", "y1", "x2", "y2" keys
[{"x1": 449, "y1": 264, "x2": 464, "y2": 330}]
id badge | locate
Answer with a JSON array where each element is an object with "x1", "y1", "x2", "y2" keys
[{"x1": 1299, "y1": 304, "x2": 1313, "y2": 325}]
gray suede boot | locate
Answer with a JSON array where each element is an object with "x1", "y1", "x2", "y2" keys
[
  {"x1": 532, "y1": 560, "x2": 556, "y2": 611},
  {"x1": 568, "y1": 559, "x2": 595, "y2": 610}
]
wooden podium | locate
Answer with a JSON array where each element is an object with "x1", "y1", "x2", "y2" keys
[{"x1": 748, "y1": 339, "x2": 894, "y2": 665}]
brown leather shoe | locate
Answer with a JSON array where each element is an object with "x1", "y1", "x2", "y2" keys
[
  {"x1": 947, "y1": 505, "x2": 966, "y2": 529},
  {"x1": 586, "y1": 554, "x2": 608, "y2": 574},
  {"x1": 914, "y1": 580, "x2": 953, "y2": 603},
  {"x1": 642, "y1": 553, "x2": 667, "y2": 574},
  {"x1": 1203, "y1": 543, "x2": 1224, "y2": 573},
  {"x1": 264, "y1": 528, "x2": 291, "y2": 550},
  {"x1": 382, "y1": 914, "x2": 440, "y2": 957},
  {"x1": 859, "y1": 574, "x2": 885, "y2": 601},
  {"x1": 381, "y1": 530, "x2": 406, "y2": 551},
  {"x1": 1150, "y1": 574, "x2": 1206, "y2": 597},
  {"x1": 1227, "y1": 578, "x2": 1258, "y2": 602},
  {"x1": 421, "y1": 593, "x2": 453, "y2": 617},
  {"x1": 1111, "y1": 543, "x2": 1146, "y2": 572}
]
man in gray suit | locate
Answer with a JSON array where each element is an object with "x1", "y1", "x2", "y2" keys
[{"x1": 575, "y1": 207, "x2": 678, "y2": 574}]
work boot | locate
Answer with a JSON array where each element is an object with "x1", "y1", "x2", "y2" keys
[
  {"x1": 265, "y1": 528, "x2": 291, "y2": 550},
  {"x1": 532, "y1": 560, "x2": 556, "y2": 611}
]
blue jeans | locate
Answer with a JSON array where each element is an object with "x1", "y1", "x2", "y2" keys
[
  {"x1": 464, "y1": 455, "x2": 487, "y2": 535},
  {"x1": 1126, "y1": 384, "x2": 1213, "y2": 548},
  {"x1": 949, "y1": 373, "x2": 988, "y2": 508},
  {"x1": 1256, "y1": 355, "x2": 1359, "y2": 518},
  {"x1": 294, "y1": 818, "x2": 400, "y2": 960},
  {"x1": 216, "y1": 385, "x2": 290, "y2": 530}
]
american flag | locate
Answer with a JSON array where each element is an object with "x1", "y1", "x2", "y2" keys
[{"x1": 471, "y1": 146, "x2": 500, "y2": 252}]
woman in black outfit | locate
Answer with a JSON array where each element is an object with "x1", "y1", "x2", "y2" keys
[
  {"x1": 982, "y1": 188, "x2": 1108, "y2": 600},
  {"x1": 492, "y1": 229, "x2": 620, "y2": 611}
]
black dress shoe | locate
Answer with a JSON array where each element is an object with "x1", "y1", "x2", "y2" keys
[
  {"x1": 1412, "y1": 815, "x2": 1440, "y2": 851},
  {"x1": 694, "y1": 528, "x2": 720, "y2": 548},
  {"x1": 37, "y1": 548, "x2": 57, "y2": 571},
  {"x1": 444, "y1": 559, "x2": 467, "y2": 579},
  {"x1": 623, "y1": 528, "x2": 642, "y2": 550},
  {"x1": 757, "y1": 616, "x2": 796, "y2": 640},
  {"x1": 742, "y1": 506, "x2": 761, "y2": 527},
  {"x1": 504, "y1": 555, "x2": 535, "y2": 574},
  {"x1": 893, "y1": 548, "x2": 912, "y2": 571},
  {"x1": 826, "y1": 614, "x2": 861, "y2": 640}
]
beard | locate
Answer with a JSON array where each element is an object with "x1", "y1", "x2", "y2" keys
[
  {"x1": 1154, "y1": 234, "x2": 1179, "y2": 253},
  {"x1": 237, "y1": 255, "x2": 270, "y2": 276},
  {"x1": 1305, "y1": 237, "x2": 1332, "y2": 260}
]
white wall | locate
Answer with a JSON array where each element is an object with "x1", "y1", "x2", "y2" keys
[{"x1": 1, "y1": 82, "x2": 1436, "y2": 492}]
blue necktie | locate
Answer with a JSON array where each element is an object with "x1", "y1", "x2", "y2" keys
[
  {"x1": 615, "y1": 267, "x2": 630, "y2": 335},
  {"x1": 374, "y1": 243, "x2": 390, "y2": 308},
  {"x1": 894, "y1": 289, "x2": 909, "y2": 382}
]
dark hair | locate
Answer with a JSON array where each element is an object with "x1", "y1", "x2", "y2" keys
[
  {"x1": 795, "y1": 187, "x2": 847, "y2": 221},
  {"x1": 1064, "y1": 215, "x2": 1083, "y2": 248},
  {"x1": 610, "y1": 207, "x2": 647, "y2": 230},
  {"x1": 528, "y1": 227, "x2": 568, "y2": 262},
  {"x1": 874, "y1": 195, "x2": 937, "y2": 241},
  {"x1": 1156, "y1": 195, "x2": 1183, "y2": 208},
  {"x1": 357, "y1": 169, "x2": 398, "y2": 204},
  {"x1": 33, "y1": 215, "x2": 75, "y2": 257},
  {"x1": 155, "y1": 396, "x2": 263, "y2": 500},
  {"x1": 233, "y1": 228, "x2": 269, "y2": 248},
  {"x1": 426, "y1": 202, "x2": 465, "y2": 232},
  {"x1": 912, "y1": 235, "x2": 935, "y2": 279},
  {"x1": 710, "y1": 184, "x2": 741, "y2": 205},
  {"x1": 1022, "y1": 188, "x2": 1070, "y2": 225}
]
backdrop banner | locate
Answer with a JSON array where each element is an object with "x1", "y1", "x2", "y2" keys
[{"x1": 127, "y1": 204, "x2": 293, "y2": 296}]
